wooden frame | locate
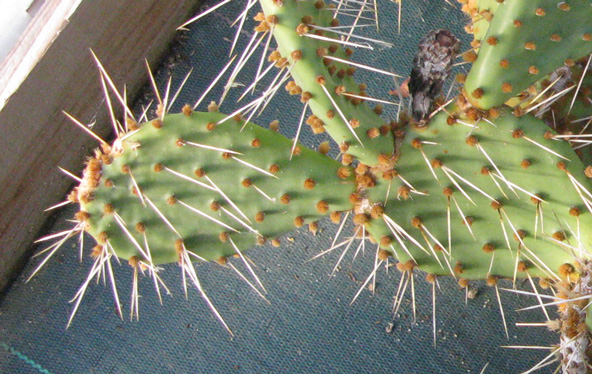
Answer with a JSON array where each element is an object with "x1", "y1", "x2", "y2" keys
[{"x1": 0, "y1": 0, "x2": 203, "y2": 292}]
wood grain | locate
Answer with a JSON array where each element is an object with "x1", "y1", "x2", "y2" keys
[{"x1": 0, "y1": 0, "x2": 203, "y2": 293}]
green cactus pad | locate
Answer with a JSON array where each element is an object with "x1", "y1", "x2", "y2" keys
[
  {"x1": 364, "y1": 107, "x2": 592, "y2": 280},
  {"x1": 77, "y1": 111, "x2": 355, "y2": 265},
  {"x1": 259, "y1": 0, "x2": 394, "y2": 166},
  {"x1": 464, "y1": 0, "x2": 592, "y2": 109},
  {"x1": 461, "y1": 0, "x2": 500, "y2": 44}
]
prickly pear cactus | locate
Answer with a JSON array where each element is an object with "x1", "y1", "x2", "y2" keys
[
  {"x1": 28, "y1": 0, "x2": 592, "y2": 372},
  {"x1": 365, "y1": 107, "x2": 592, "y2": 281},
  {"x1": 78, "y1": 110, "x2": 355, "y2": 264}
]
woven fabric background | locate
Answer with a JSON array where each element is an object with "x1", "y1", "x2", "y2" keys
[{"x1": 1, "y1": 1, "x2": 559, "y2": 373}]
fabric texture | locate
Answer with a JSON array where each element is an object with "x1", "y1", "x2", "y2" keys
[{"x1": 1, "y1": 1, "x2": 559, "y2": 373}]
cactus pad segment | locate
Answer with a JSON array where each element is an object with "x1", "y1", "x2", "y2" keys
[
  {"x1": 460, "y1": 0, "x2": 500, "y2": 44},
  {"x1": 464, "y1": 0, "x2": 592, "y2": 109},
  {"x1": 78, "y1": 112, "x2": 355, "y2": 265},
  {"x1": 364, "y1": 108, "x2": 592, "y2": 280},
  {"x1": 259, "y1": 0, "x2": 394, "y2": 166}
]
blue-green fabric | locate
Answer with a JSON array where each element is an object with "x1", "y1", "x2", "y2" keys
[{"x1": 0, "y1": 1, "x2": 559, "y2": 373}]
